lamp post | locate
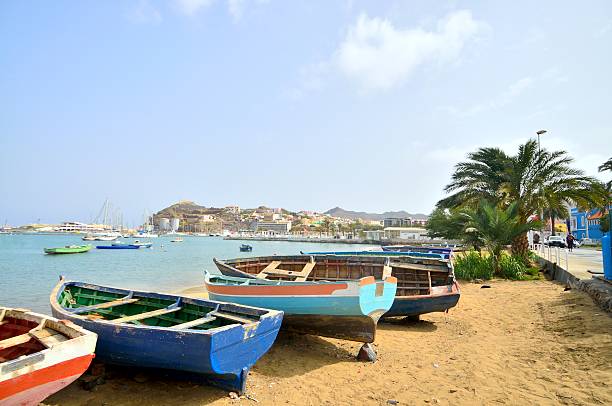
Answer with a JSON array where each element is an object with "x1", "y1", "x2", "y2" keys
[{"x1": 536, "y1": 130, "x2": 548, "y2": 237}]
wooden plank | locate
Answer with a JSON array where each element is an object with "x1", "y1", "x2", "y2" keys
[
  {"x1": 382, "y1": 265, "x2": 392, "y2": 279},
  {"x1": 256, "y1": 261, "x2": 282, "y2": 278},
  {"x1": 295, "y1": 261, "x2": 316, "y2": 282},
  {"x1": 390, "y1": 262, "x2": 449, "y2": 273},
  {"x1": 30, "y1": 328, "x2": 68, "y2": 348},
  {"x1": 259, "y1": 268, "x2": 295, "y2": 276},
  {"x1": 427, "y1": 271, "x2": 432, "y2": 292},
  {"x1": 0, "y1": 333, "x2": 33, "y2": 350},
  {"x1": 210, "y1": 311, "x2": 256, "y2": 324},
  {"x1": 111, "y1": 307, "x2": 181, "y2": 324},
  {"x1": 71, "y1": 297, "x2": 139, "y2": 314},
  {"x1": 170, "y1": 316, "x2": 217, "y2": 330}
]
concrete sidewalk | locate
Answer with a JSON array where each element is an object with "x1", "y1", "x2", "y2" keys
[{"x1": 533, "y1": 245, "x2": 611, "y2": 312}]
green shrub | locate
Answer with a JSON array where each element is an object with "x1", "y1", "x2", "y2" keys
[
  {"x1": 498, "y1": 254, "x2": 526, "y2": 280},
  {"x1": 454, "y1": 251, "x2": 493, "y2": 280}
]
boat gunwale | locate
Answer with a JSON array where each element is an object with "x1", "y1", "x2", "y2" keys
[{"x1": 49, "y1": 279, "x2": 283, "y2": 335}]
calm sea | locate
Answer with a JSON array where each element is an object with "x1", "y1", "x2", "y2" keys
[{"x1": 0, "y1": 234, "x2": 376, "y2": 313}]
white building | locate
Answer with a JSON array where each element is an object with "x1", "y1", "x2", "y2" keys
[
  {"x1": 255, "y1": 221, "x2": 292, "y2": 234},
  {"x1": 383, "y1": 227, "x2": 429, "y2": 240},
  {"x1": 56, "y1": 222, "x2": 105, "y2": 233},
  {"x1": 158, "y1": 218, "x2": 170, "y2": 231},
  {"x1": 170, "y1": 218, "x2": 180, "y2": 232},
  {"x1": 225, "y1": 205, "x2": 241, "y2": 214},
  {"x1": 364, "y1": 230, "x2": 383, "y2": 241}
]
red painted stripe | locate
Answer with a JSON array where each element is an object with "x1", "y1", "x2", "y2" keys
[
  {"x1": 0, "y1": 353, "x2": 94, "y2": 400},
  {"x1": 206, "y1": 282, "x2": 348, "y2": 296}
]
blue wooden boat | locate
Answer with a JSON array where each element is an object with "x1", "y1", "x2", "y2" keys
[
  {"x1": 205, "y1": 265, "x2": 397, "y2": 343},
  {"x1": 49, "y1": 279, "x2": 283, "y2": 393},
  {"x1": 214, "y1": 255, "x2": 460, "y2": 319},
  {"x1": 382, "y1": 245, "x2": 457, "y2": 259},
  {"x1": 96, "y1": 243, "x2": 141, "y2": 250},
  {"x1": 239, "y1": 244, "x2": 253, "y2": 252}
]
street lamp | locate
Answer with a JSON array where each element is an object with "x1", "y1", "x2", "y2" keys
[{"x1": 536, "y1": 130, "x2": 547, "y2": 152}]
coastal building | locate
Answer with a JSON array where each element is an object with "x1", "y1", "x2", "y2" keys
[
  {"x1": 158, "y1": 218, "x2": 170, "y2": 231},
  {"x1": 170, "y1": 218, "x2": 180, "y2": 232},
  {"x1": 254, "y1": 221, "x2": 292, "y2": 234},
  {"x1": 364, "y1": 230, "x2": 383, "y2": 241},
  {"x1": 383, "y1": 218, "x2": 412, "y2": 228},
  {"x1": 570, "y1": 206, "x2": 610, "y2": 241},
  {"x1": 383, "y1": 227, "x2": 429, "y2": 240},
  {"x1": 225, "y1": 205, "x2": 241, "y2": 214},
  {"x1": 55, "y1": 222, "x2": 105, "y2": 233}
]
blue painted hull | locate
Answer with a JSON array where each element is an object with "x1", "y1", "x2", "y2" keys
[
  {"x1": 50, "y1": 280, "x2": 283, "y2": 393},
  {"x1": 383, "y1": 284, "x2": 461, "y2": 317},
  {"x1": 96, "y1": 245, "x2": 141, "y2": 249}
]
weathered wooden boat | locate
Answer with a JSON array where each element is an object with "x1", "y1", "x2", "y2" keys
[
  {"x1": 239, "y1": 244, "x2": 252, "y2": 252},
  {"x1": 49, "y1": 279, "x2": 283, "y2": 393},
  {"x1": 301, "y1": 250, "x2": 447, "y2": 260},
  {"x1": 204, "y1": 268, "x2": 397, "y2": 343},
  {"x1": 213, "y1": 255, "x2": 460, "y2": 319},
  {"x1": 382, "y1": 245, "x2": 456, "y2": 259},
  {"x1": 44, "y1": 245, "x2": 92, "y2": 255},
  {"x1": 0, "y1": 307, "x2": 97, "y2": 405}
]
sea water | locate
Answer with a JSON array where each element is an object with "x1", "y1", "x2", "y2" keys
[{"x1": 0, "y1": 234, "x2": 375, "y2": 313}]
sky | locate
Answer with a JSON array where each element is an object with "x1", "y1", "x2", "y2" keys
[{"x1": 1, "y1": 1, "x2": 611, "y2": 226}]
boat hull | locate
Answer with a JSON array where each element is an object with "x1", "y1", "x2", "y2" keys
[
  {"x1": 50, "y1": 281, "x2": 283, "y2": 393},
  {"x1": 44, "y1": 246, "x2": 91, "y2": 255},
  {"x1": 383, "y1": 283, "x2": 461, "y2": 317},
  {"x1": 96, "y1": 245, "x2": 140, "y2": 249},
  {"x1": 205, "y1": 273, "x2": 396, "y2": 343},
  {"x1": 0, "y1": 308, "x2": 97, "y2": 406}
]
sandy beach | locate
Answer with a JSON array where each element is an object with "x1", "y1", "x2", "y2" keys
[{"x1": 46, "y1": 279, "x2": 612, "y2": 405}]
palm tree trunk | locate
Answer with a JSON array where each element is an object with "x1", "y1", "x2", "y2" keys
[
  {"x1": 511, "y1": 232, "x2": 529, "y2": 261},
  {"x1": 551, "y1": 216, "x2": 555, "y2": 236}
]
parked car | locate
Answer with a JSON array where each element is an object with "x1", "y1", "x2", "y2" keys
[{"x1": 544, "y1": 235, "x2": 567, "y2": 248}]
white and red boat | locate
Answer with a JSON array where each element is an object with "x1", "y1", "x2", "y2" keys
[{"x1": 0, "y1": 307, "x2": 97, "y2": 405}]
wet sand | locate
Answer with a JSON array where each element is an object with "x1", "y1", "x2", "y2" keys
[{"x1": 46, "y1": 280, "x2": 612, "y2": 405}]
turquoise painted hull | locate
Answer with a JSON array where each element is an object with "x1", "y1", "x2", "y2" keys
[{"x1": 204, "y1": 272, "x2": 397, "y2": 342}]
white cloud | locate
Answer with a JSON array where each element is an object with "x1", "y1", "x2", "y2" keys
[
  {"x1": 174, "y1": 0, "x2": 215, "y2": 16},
  {"x1": 334, "y1": 10, "x2": 486, "y2": 90},
  {"x1": 228, "y1": 0, "x2": 245, "y2": 20},
  {"x1": 126, "y1": 0, "x2": 162, "y2": 24}
]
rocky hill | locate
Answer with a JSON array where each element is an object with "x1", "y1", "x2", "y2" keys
[{"x1": 324, "y1": 207, "x2": 429, "y2": 221}]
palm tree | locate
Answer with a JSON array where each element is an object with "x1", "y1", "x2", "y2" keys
[
  {"x1": 439, "y1": 139, "x2": 600, "y2": 259},
  {"x1": 463, "y1": 201, "x2": 540, "y2": 273}
]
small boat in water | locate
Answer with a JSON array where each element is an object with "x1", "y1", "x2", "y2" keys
[
  {"x1": 381, "y1": 245, "x2": 457, "y2": 259},
  {"x1": 209, "y1": 257, "x2": 397, "y2": 343},
  {"x1": 170, "y1": 237, "x2": 184, "y2": 243},
  {"x1": 44, "y1": 245, "x2": 92, "y2": 255},
  {"x1": 214, "y1": 254, "x2": 460, "y2": 319},
  {"x1": 130, "y1": 240, "x2": 152, "y2": 248},
  {"x1": 301, "y1": 250, "x2": 447, "y2": 260},
  {"x1": 96, "y1": 242, "x2": 141, "y2": 250},
  {"x1": 49, "y1": 279, "x2": 283, "y2": 393},
  {"x1": 0, "y1": 306, "x2": 97, "y2": 405},
  {"x1": 239, "y1": 244, "x2": 252, "y2": 252}
]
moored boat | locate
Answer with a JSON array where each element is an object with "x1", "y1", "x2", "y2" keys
[
  {"x1": 49, "y1": 279, "x2": 283, "y2": 393},
  {"x1": 170, "y1": 237, "x2": 184, "y2": 243},
  {"x1": 213, "y1": 254, "x2": 460, "y2": 319},
  {"x1": 44, "y1": 245, "x2": 92, "y2": 255},
  {"x1": 130, "y1": 240, "x2": 152, "y2": 248},
  {"x1": 204, "y1": 269, "x2": 396, "y2": 343},
  {"x1": 239, "y1": 244, "x2": 252, "y2": 252},
  {"x1": 0, "y1": 307, "x2": 97, "y2": 405},
  {"x1": 301, "y1": 250, "x2": 447, "y2": 260},
  {"x1": 96, "y1": 243, "x2": 141, "y2": 250}
]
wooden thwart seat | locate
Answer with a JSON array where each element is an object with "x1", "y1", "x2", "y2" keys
[
  {"x1": 0, "y1": 320, "x2": 46, "y2": 350},
  {"x1": 111, "y1": 306, "x2": 181, "y2": 324},
  {"x1": 71, "y1": 297, "x2": 139, "y2": 314},
  {"x1": 30, "y1": 328, "x2": 69, "y2": 348},
  {"x1": 170, "y1": 315, "x2": 217, "y2": 330},
  {"x1": 295, "y1": 261, "x2": 316, "y2": 282},
  {"x1": 209, "y1": 311, "x2": 256, "y2": 324},
  {"x1": 256, "y1": 261, "x2": 282, "y2": 278}
]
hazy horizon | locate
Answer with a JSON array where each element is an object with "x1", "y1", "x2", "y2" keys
[{"x1": 2, "y1": 1, "x2": 611, "y2": 225}]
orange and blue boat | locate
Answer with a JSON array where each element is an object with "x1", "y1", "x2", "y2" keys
[
  {"x1": 213, "y1": 254, "x2": 460, "y2": 320},
  {"x1": 207, "y1": 257, "x2": 397, "y2": 343}
]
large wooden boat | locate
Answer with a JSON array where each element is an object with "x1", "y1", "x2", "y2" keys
[
  {"x1": 204, "y1": 269, "x2": 397, "y2": 343},
  {"x1": 213, "y1": 254, "x2": 460, "y2": 319},
  {"x1": 44, "y1": 245, "x2": 92, "y2": 255},
  {"x1": 49, "y1": 279, "x2": 283, "y2": 394},
  {"x1": 0, "y1": 307, "x2": 97, "y2": 405}
]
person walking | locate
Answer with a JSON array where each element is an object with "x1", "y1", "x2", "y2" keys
[{"x1": 566, "y1": 232, "x2": 575, "y2": 252}]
